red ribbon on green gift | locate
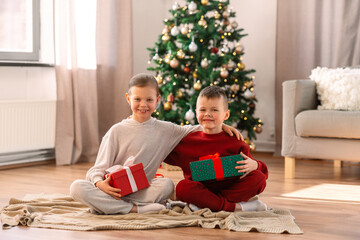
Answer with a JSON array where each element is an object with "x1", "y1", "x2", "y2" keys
[{"x1": 199, "y1": 153, "x2": 224, "y2": 180}]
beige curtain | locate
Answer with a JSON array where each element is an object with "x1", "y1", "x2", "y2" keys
[
  {"x1": 54, "y1": 0, "x2": 132, "y2": 165},
  {"x1": 275, "y1": 0, "x2": 360, "y2": 155}
]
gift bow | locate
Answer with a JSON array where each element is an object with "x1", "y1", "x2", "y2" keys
[{"x1": 199, "y1": 153, "x2": 224, "y2": 180}]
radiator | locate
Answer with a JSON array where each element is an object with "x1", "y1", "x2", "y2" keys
[{"x1": 0, "y1": 100, "x2": 56, "y2": 165}]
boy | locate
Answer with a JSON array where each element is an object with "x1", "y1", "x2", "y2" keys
[
  {"x1": 164, "y1": 86, "x2": 268, "y2": 212},
  {"x1": 70, "y1": 74, "x2": 241, "y2": 214}
]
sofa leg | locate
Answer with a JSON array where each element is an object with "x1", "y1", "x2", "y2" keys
[
  {"x1": 334, "y1": 160, "x2": 343, "y2": 178},
  {"x1": 284, "y1": 157, "x2": 295, "y2": 179}
]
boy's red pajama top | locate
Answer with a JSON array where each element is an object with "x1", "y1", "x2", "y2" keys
[{"x1": 164, "y1": 131, "x2": 268, "y2": 212}]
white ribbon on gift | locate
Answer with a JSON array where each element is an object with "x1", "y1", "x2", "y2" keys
[{"x1": 123, "y1": 166, "x2": 138, "y2": 193}]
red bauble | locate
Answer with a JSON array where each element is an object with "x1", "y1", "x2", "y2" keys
[
  {"x1": 249, "y1": 103, "x2": 255, "y2": 109},
  {"x1": 184, "y1": 66, "x2": 190, "y2": 73},
  {"x1": 211, "y1": 47, "x2": 219, "y2": 54}
]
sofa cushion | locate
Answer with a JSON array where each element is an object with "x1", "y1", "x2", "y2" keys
[
  {"x1": 309, "y1": 67, "x2": 360, "y2": 111},
  {"x1": 295, "y1": 110, "x2": 360, "y2": 139}
]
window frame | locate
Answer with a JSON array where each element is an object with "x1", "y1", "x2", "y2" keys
[{"x1": 0, "y1": 0, "x2": 40, "y2": 62}]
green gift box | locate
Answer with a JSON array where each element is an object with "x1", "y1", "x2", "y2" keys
[{"x1": 190, "y1": 153, "x2": 244, "y2": 182}]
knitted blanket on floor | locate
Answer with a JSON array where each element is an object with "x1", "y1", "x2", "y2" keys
[{"x1": 1, "y1": 193, "x2": 303, "y2": 234}]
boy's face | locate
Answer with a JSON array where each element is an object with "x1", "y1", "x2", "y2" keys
[
  {"x1": 196, "y1": 96, "x2": 230, "y2": 134},
  {"x1": 126, "y1": 86, "x2": 160, "y2": 123}
]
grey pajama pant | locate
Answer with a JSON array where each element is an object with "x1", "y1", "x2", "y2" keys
[{"x1": 70, "y1": 177, "x2": 174, "y2": 214}]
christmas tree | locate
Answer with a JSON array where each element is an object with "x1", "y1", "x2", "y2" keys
[{"x1": 147, "y1": 0, "x2": 263, "y2": 147}]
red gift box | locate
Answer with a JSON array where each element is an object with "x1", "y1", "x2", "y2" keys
[{"x1": 105, "y1": 163, "x2": 150, "y2": 196}]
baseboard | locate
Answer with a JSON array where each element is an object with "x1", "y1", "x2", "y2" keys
[{"x1": 253, "y1": 140, "x2": 276, "y2": 152}]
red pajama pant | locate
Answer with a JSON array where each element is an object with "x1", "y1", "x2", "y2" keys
[{"x1": 175, "y1": 169, "x2": 267, "y2": 212}]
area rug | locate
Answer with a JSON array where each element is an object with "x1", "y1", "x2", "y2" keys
[{"x1": 1, "y1": 193, "x2": 303, "y2": 234}]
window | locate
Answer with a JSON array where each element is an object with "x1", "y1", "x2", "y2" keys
[{"x1": 0, "y1": 0, "x2": 40, "y2": 61}]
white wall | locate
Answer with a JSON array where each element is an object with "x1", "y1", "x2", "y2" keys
[
  {"x1": 132, "y1": 0, "x2": 277, "y2": 151},
  {"x1": 0, "y1": 0, "x2": 56, "y2": 101}
]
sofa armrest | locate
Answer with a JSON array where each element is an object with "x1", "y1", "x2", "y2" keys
[{"x1": 281, "y1": 80, "x2": 318, "y2": 157}]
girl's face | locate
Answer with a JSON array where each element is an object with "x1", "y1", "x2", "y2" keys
[{"x1": 126, "y1": 86, "x2": 160, "y2": 123}]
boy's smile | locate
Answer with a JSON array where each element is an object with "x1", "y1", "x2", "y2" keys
[
  {"x1": 196, "y1": 96, "x2": 230, "y2": 134},
  {"x1": 126, "y1": 86, "x2": 160, "y2": 123}
]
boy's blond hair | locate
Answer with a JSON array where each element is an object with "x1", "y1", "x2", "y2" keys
[
  {"x1": 128, "y1": 73, "x2": 160, "y2": 96},
  {"x1": 197, "y1": 86, "x2": 228, "y2": 110}
]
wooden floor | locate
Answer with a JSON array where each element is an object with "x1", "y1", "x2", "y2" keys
[{"x1": 1, "y1": 152, "x2": 360, "y2": 240}]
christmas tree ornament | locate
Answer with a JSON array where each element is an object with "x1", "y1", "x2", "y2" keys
[
  {"x1": 162, "y1": 26, "x2": 169, "y2": 35},
  {"x1": 152, "y1": 53, "x2": 160, "y2": 61},
  {"x1": 249, "y1": 142, "x2": 256, "y2": 151},
  {"x1": 156, "y1": 75, "x2": 163, "y2": 85},
  {"x1": 201, "y1": 58, "x2": 209, "y2": 68},
  {"x1": 249, "y1": 103, "x2": 255, "y2": 109},
  {"x1": 255, "y1": 125, "x2": 263, "y2": 133},
  {"x1": 223, "y1": 19, "x2": 230, "y2": 26},
  {"x1": 181, "y1": 25, "x2": 189, "y2": 35},
  {"x1": 231, "y1": 21, "x2": 238, "y2": 29},
  {"x1": 188, "y1": 1, "x2": 197, "y2": 12},
  {"x1": 222, "y1": 10, "x2": 230, "y2": 18},
  {"x1": 220, "y1": 68, "x2": 229, "y2": 78},
  {"x1": 244, "y1": 89, "x2": 253, "y2": 99},
  {"x1": 201, "y1": 0, "x2": 209, "y2": 5},
  {"x1": 171, "y1": 26, "x2": 179, "y2": 36},
  {"x1": 189, "y1": 38, "x2": 198, "y2": 52},
  {"x1": 230, "y1": 84, "x2": 240, "y2": 92},
  {"x1": 176, "y1": 89, "x2": 185, "y2": 98},
  {"x1": 235, "y1": 44, "x2": 243, "y2": 54},
  {"x1": 176, "y1": 49, "x2": 185, "y2": 59},
  {"x1": 162, "y1": 33, "x2": 170, "y2": 41},
  {"x1": 237, "y1": 62, "x2": 245, "y2": 70},
  {"x1": 193, "y1": 81, "x2": 202, "y2": 90},
  {"x1": 192, "y1": 70, "x2": 199, "y2": 79},
  {"x1": 167, "y1": 93, "x2": 174, "y2": 103},
  {"x1": 211, "y1": 47, "x2": 219, "y2": 54},
  {"x1": 184, "y1": 66, "x2": 190, "y2": 73},
  {"x1": 221, "y1": 44, "x2": 230, "y2": 53},
  {"x1": 244, "y1": 138, "x2": 250, "y2": 145},
  {"x1": 227, "y1": 60, "x2": 236, "y2": 70},
  {"x1": 172, "y1": 2, "x2": 180, "y2": 10},
  {"x1": 164, "y1": 102, "x2": 172, "y2": 111},
  {"x1": 198, "y1": 16, "x2": 207, "y2": 27},
  {"x1": 164, "y1": 53, "x2": 171, "y2": 64},
  {"x1": 214, "y1": 11, "x2": 221, "y2": 19},
  {"x1": 170, "y1": 58, "x2": 179, "y2": 68},
  {"x1": 185, "y1": 109, "x2": 195, "y2": 122}
]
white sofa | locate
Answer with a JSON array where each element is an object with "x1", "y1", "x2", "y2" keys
[{"x1": 281, "y1": 79, "x2": 360, "y2": 178}]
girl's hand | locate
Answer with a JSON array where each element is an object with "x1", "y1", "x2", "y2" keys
[
  {"x1": 235, "y1": 152, "x2": 258, "y2": 179},
  {"x1": 222, "y1": 124, "x2": 244, "y2": 141},
  {"x1": 95, "y1": 177, "x2": 122, "y2": 200}
]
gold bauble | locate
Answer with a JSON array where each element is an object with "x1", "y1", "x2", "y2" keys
[
  {"x1": 235, "y1": 45, "x2": 243, "y2": 54},
  {"x1": 255, "y1": 125, "x2": 263, "y2": 134},
  {"x1": 162, "y1": 34, "x2": 170, "y2": 41},
  {"x1": 244, "y1": 137, "x2": 250, "y2": 145},
  {"x1": 177, "y1": 49, "x2": 185, "y2": 59},
  {"x1": 231, "y1": 21, "x2": 238, "y2": 29},
  {"x1": 214, "y1": 11, "x2": 220, "y2": 19},
  {"x1": 249, "y1": 142, "x2": 256, "y2": 151},
  {"x1": 237, "y1": 62, "x2": 245, "y2": 70},
  {"x1": 176, "y1": 89, "x2": 185, "y2": 98},
  {"x1": 181, "y1": 26, "x2": 189, "y2": 35},
  {"x1": 156, "y1": 75, "x2": 163, "y2": 85},
  {"x1": 201, "y1": 0, "x2": 208, "y2": 5},
  {"x1": 164, "y1": 102, "x2": 172, "y2": 111},
  {"x1": 193, "y1": 82, "x2": 202, "y2": 91},
  {"x1": 192, "y1": 71, "x2": 198, "y2": 78},
  {"x1": 198, "y1": 17, "x2": 207, "y2": 27},
  {"x1": 164, "y1": 54, "x2": 171, "y2": 64}
]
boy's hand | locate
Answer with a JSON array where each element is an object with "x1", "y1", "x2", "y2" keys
[
  {"x1": 95, "y1": 177, "x2": 122, "y2": 200},
  {"x1": 235, "y1": 152, "x2": 258, "y2": 179},
  {"x1": 222, "y1": 124, "x2": 244, "y2": 141}
]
